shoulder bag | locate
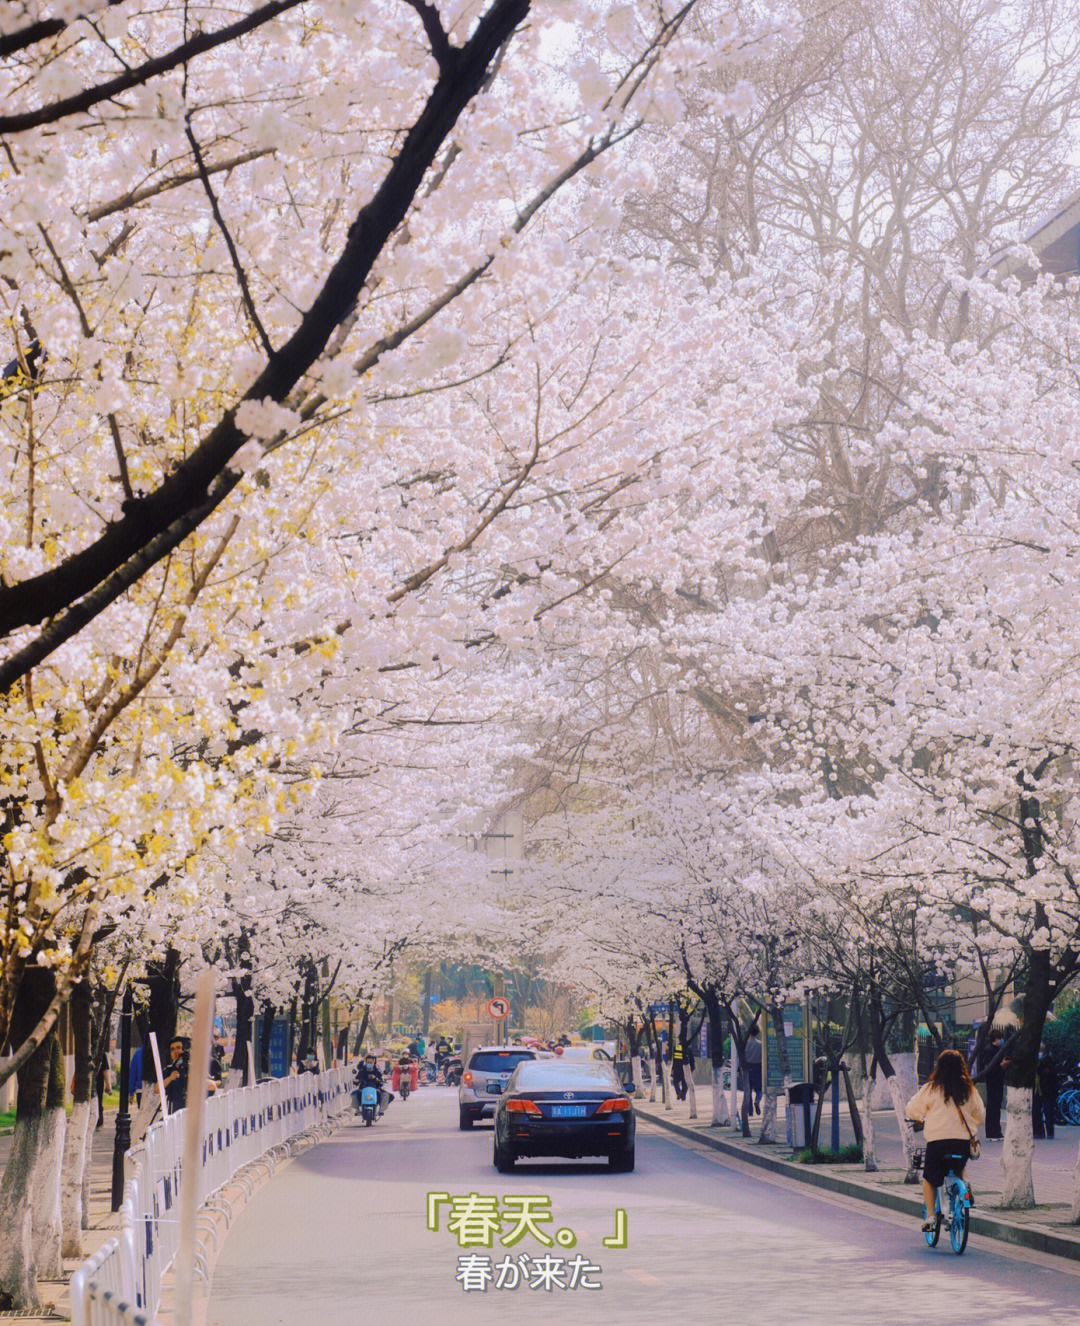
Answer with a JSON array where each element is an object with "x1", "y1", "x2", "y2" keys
[{"x1": 956, "y1": 1100, "x2": 981, "y2": 1160}]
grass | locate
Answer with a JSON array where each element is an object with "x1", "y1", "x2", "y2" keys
[
  {"x1": 792, "y1": 1143, "x2": 864, "y2": 1164},
  {"x1": 0, "y1": 1091, "x2": 120, "y2": 1134}
]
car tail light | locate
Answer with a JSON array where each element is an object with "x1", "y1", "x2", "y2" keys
[
  {"x1": 505, "y1": 1098, "x2": 542, "y2": 1115},
  {"x1": 595, "y1": 1097, "x2": 631, "y2": 1114},
  {"x1": 463, "y1": 1071, "x2": 473, "y2": 1086}
]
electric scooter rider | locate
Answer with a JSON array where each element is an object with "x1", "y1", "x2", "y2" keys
[{"x1": 354, "y1": 1054, "x2": 389, "y2": 1116}]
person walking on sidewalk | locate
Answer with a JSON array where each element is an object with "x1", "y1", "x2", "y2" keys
[
  {"x1": 1034, "y1": 1048, "x2": 1058, "y2": 1140},
  {"x1": 743, "y1": 1025, "x2": 763, "y2": 1115},
  {"x1": 979, "y1": 1029, "x2": 1007, "y2": 1139},
  {"x1": 671, "y1": 1035, "x2": 695, "y2": 1101},
  {"x1": 906, "y1": 1049, "x2": 985, "y2": 1232}
]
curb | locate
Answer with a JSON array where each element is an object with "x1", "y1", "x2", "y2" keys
[{"x1": 637, "y1": 1106, "x2": 1080, "y2": 1264}]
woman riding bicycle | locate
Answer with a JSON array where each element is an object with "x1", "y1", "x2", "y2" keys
[{"x1": 906, "y1": 1049, "x2": 985, "y2": 1232}]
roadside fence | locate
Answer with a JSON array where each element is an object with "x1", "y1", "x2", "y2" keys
[{"x1": 71, "y1": 1066, "x2": 352, "y2": 1326}]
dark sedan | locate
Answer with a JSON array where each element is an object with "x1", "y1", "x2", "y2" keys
[{"x1": 492, "y1": 1060, "x2": 636, "y2": 1172}]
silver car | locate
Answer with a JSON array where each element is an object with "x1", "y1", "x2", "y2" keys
[{"x1": 458, "y1": 1046, "x2": 537, "y2": 1129}]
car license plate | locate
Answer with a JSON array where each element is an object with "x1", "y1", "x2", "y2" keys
[{"x1": 550, "y1": 1105, "x2": 587, "y2": 1118}]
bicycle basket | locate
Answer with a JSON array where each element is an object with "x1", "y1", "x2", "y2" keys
[{"x1": 912, "y1": 1148, "x2": 924, "y2": 1172}]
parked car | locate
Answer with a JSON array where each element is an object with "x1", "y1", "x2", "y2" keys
[
  {"x1": 459, "y1": 1046, "x2": 537, "y2": 1129},
  {"x1": 492, "y1": 1059, "x2": 636, "y2": 1172}
]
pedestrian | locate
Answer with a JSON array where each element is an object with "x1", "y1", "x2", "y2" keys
[
  {"x1": 94, "y1": 1052, "x2": 112, "y2": 1129},
  {"x1": 980, "y1": 1029, "x2": 1006, "y2": 1140},
  {"x1": 671, "y1": 1034, "x2": 695, "y2": 1101},
  {"x1": 209, "y1": 1041, "x2": 226, "y2": 1088},
  {"x1": 129, "y1": 1044, "x2": 144, "y2": 1107},
  {"x1": 1034, "y1": 1047, "x2": 1058, "y2": 1140},
  {"x1": 906, "y1": 1048, "x2": 985, "y2": 1231},
  {"x1": 160, "y1": 1037, "x2": 189, "y2": 1112},
  {"x1": 744, "y1": 1024, "x2": 763, "y2": 1115}
]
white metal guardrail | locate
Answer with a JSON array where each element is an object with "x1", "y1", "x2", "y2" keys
[{"x1": 71, "y1": 1067, "x2": 351, "y2": 1326}]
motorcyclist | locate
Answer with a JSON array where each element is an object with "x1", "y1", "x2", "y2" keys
[
  {"x1": 394, "y1": 1052, "x2": 417, "y2": 1096},
  {"x1": 435, "y1": 1034, "x2": 453, "y2": 1075},
  {"x1": 353, "y1": 1054, "x2": 385, "y2": 1113}
]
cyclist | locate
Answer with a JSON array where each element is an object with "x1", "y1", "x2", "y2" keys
[{"x1": 906, "y1": 1048, "x2": 985, "y2": 1232}]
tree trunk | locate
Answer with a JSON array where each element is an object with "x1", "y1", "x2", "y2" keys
[
  {"x1": 1069, "y1": 1132, "x2": 1080, "y2": 1224},
  {"x1": 61, "y1": 981, "x2": 94, "y2": 1258},
  {"x1": 259, "y1": 1002, "x2": 276, "y2": 1076},
  {"x1": 686, "y1": 1064, "x2": 698, "y2": 1119},
  {"x1": 0, "y1": 968, "x2": 56, "y2": 1310},
  {"x1": 862, "y1": 1068, "x2": 877, "y2": 1173},
  {"x1": 231, "y1": 974, "x2": 254, "y2": 1086},
  {"x1": 1002, "y1": 1087, "x2": 1036, "y2": 1209},
  {"x1": 1000, "y1": 939, "x2": 1053, "y2": 1210},
  {"x1": 702, "y1": 994, "x2": 730, "y2": 1126},
  {"x1": 421, "y1": 968, "x2": 432, "y2": 1038},
  {"x1": 351, "y1": 1004, "x2": 369, "y2": 1056},
  {"x1": 31, "y1": 1034, "x2": 65, "y2": 1278},
  {"x1": 659, "y1": 1054, "x2": 673, "y2": 1112}
]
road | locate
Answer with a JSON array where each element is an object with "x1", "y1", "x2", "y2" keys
[{"x1": 207, "y1": 1085, "x2": 1080, "y2": 1326}]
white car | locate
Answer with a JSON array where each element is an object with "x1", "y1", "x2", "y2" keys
[
  {"x1": 458, "y1": 1046, "x2": 537, "y2": 1128},
  {"x1": 556, "y1": 1045, "x2": 613, "y2": 1063}
]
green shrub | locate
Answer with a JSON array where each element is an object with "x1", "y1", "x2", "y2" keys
[
  {"x1": 1044, "y1": 1004, "x2": 1080, "y2": 1071},
  {"x1": 792, "y1": 1143, "x2": 863, "y2": 1164}
]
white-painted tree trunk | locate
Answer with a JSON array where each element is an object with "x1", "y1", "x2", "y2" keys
[
  {"x1": 631, "y1": 1055, "x2": 644, "y2": 1098},
  {"x1": 729, "y1": 1045, "x2": 738, "y2": 1125},
  {"x1": 687, "y1": 1069, "x2": 697, "y2": 1120},
  {"x1": 648, "y1": 1059, "x2": 657, "y2": 1104},
  {"x1": 885, "y1": 1070, "x2": 919, "y2": 1181},
  {"x1": 660, "y1": 1057, "x2": 673, "y2": 1112},
  {"x1": 0, "y1": 1114, "x2": 46, "y2": 1309},
  {"x1": 759, "y1": 1088, "x2": 778, "y2": 1142},
  {"x1": 61, "y1": 1100, "x2": 94, "y2": 1258},
  {"x1": 1002, "y1": 1086, "x2": 1035, "y2": 1209},
  {"x1": 711, "y1": 1067, "x2": 731, "y2": 1126},
  {"x1": 1069, "y1": 1129, "x2": 1080, "y2": 1224},
  {"x1": 31, "y1": 1105, "x2": 65, "y2": 1278},
  {"x1": 79, "y1": 1111, "x2": 95, "y2": 1239},
  {"x1": 862, "y1": 1071, "x2": 877, "y2": 1172}
]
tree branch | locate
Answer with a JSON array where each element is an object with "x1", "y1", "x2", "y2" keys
[
  {"x1": 403, "y1": 0, "x2": 456, "y2": 72},
  {"x1": 0, "y1": 0, "x2": 309, "y2": 135},
  {"x1": 185, "y1": 115, "x2": 275, "y2": 360}
]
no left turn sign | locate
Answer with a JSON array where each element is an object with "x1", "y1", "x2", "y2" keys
[{"x1": 487, "y1": 996, "x2": 510, "y2": 1020}]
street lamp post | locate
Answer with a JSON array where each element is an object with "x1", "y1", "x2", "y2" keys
[{"x1": 111, "y1": 985, "x2": 133, "y2": 1211}]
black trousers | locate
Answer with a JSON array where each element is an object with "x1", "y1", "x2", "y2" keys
[
  {"x1": 671, "y1": 1061, "x2": 687, "y2": 1100},
  {"x1": 1033, "y1": 1092, "x2": 1055, "y2": 1138},
  {"x1": 984, "y1": 1082, "x2": 1003, "y2": 1138}
]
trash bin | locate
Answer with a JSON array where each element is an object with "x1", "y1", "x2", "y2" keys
[{"x1": 787, "y1": 1082, "x2": 815, "y2": 1148}]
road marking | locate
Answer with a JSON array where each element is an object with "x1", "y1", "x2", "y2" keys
[{"x1": 624, "y1": 1267, "x2": 663, "y2": 1284}]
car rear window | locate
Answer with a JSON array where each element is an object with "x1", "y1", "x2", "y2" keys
[
  {"x1": 469, "y1": 1051, "x2": 536, "y2": 1072},
  {"x1": 512, "y1": 1062, "x2": 620, "y2": 1091}
]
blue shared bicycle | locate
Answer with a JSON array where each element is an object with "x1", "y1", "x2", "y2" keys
[{"x1": 914, "y1": 1147, "x2": 971, "y2": 1255}]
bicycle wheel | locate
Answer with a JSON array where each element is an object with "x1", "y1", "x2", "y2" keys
[
  {"x1": 949, "y1": 1182, "x2": 969, "y2": 1255},
  {"x1": 1064, "y1": 1092, "x2": 1080, "y2": 1126},
  {"x1": 923, "y1": 1198, "x2": 941, "y2": 1248}
]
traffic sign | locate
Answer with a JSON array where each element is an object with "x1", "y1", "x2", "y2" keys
[{"x1": 487, "y1": 997, "x2": 510, "y2": 1020}]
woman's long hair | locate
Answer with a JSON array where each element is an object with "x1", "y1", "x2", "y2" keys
[{"x1": 929, "y1": 1048, "x2": 975, "y2": 1106}]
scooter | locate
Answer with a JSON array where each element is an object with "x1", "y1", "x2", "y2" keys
[
  {"x1": 443, "y1": 1055, "x2": 462, "y2": 1087},
  {"x1": 398, "y1": 1069, "x2": 412, "y2": 1101},
  {"x1": 359, "y1": 1084, "x2": 379, "y2": 1126}
]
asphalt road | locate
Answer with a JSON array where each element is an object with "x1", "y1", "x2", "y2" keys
[{"x1": 207, "y1": 1085, "x2": 1080, "y2": 1326}]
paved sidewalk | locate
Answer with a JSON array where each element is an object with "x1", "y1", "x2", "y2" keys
[{"x1": 637, "y1": 1087, "x2": 1080, "y2": 1260}]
